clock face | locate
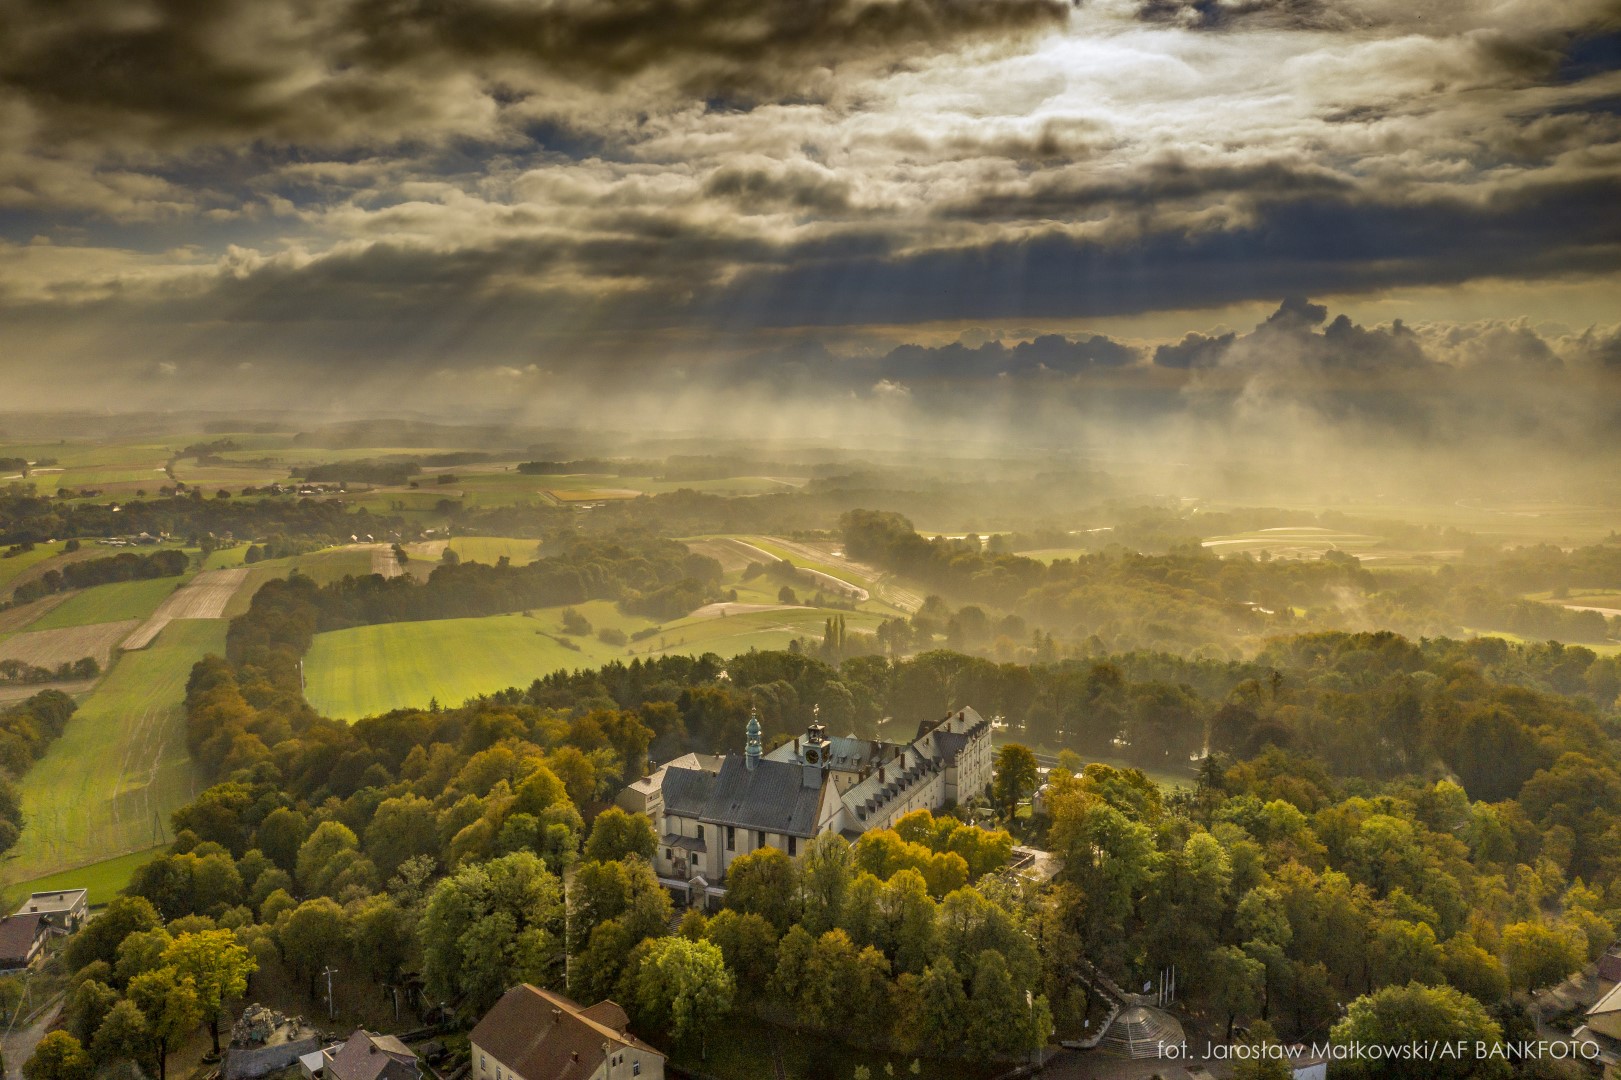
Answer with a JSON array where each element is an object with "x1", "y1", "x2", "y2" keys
[{"x1": 806, "y1": 748, "x2": 821, "y2": 765}]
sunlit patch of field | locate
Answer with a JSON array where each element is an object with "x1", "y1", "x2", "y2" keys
[
  {"x1": 714, "y1": 535, "x2": 921, "y2": 616},
  {"x1": 446, "y1": 536, "x2": 540, "y2": 565},
  {"x1": 544, "y1": 487, "x2": 643, "y2": 503},
  {"x1": 1200, "y1": 526, "x2": 1383, "y2": 558},
  {"x1": 304, "y1": 599, "x2": 884, "y2": 719},
  {"x1": 1014, "y1": 547, "x2": 1096, "y2": 563},
  {"x1": 6, "y1": 620, "x2": 222, "y2": 880},
  {"x1": 305, "y1": 600, "x2": 653, "y2": 718},
  {"x1": 0, "y1": 846, "x2": 164, "y2": 910}
]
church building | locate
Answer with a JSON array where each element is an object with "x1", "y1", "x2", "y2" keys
[{"x1": 642, "y1": 706, "x2": 994, "y2": 907}]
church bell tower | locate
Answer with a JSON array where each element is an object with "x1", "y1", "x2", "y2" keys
[{"x1": 801, "y1": 706, "x2": 830, "y2": 787}]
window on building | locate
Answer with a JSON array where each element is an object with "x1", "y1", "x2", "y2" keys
[
  {"x1": 756, "y1": 830, "x2": 765, "y2": 848},
  {"x1": 788, "y1": 836, "x2": 797, "y2": 856},
  {"x1": 697, "y1": 824, "x2": 705, "y2": 842},
  {"x1": 726, "y1": 825, "x2": 735, "y2": 851},
  {"x1": 633, "y1": 1064, "x2": 641, "y2": 1076},
  {"x1": 665, "y1": 848, "x2": 672, "y2": 860}
]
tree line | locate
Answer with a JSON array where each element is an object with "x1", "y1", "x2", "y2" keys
[{"x1": 7, "y1": 549, "x2": 189, "y2": 606}]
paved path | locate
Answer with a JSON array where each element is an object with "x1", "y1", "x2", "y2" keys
[{"x1": 3, "y1": 991, "x2": 65, "y2": 1080}]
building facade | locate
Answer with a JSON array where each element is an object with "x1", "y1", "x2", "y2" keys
[{"x1": 646, "y1": 706, "x2": 994, "y2": 903}]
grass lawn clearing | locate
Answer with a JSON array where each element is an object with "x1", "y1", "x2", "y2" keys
[
  {"x1": 0, "y1": 847, "x2": 163, "y2": 910},
  {"x1": 6, "y1": 619, "x2": 222, "y2": 880}
]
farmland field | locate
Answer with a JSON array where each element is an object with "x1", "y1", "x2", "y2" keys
[
  {"x1": 0, "y1": 847, "x2": 162, "y2": 910},
  {"x1": 0, "y1": 545, "x2": 69, "y2": 592},
  {"x1": 305, "y1": 600, "x2": 884, "y2": 719},
  {"x1": 446, "y1": 536, "x2": 540, "y2": 565},
  {"x1": 0, "y1": 594, "x2": 70, "y2": 637},
  {"x1": 0, "y1": 619, "x2": 141, "y2": 670},
  {"x1": 544, "y1": 486, "x2": 643, "y2": 503},
  {"x1": 28, "y1": 576, "x2": 188, "y2": 630},
  {"x1": 123, "y1": 567, "x2": 249, "y2": 649},
  {"x1": 6, "y1": 619, "x2": 224, "y2": 880}
]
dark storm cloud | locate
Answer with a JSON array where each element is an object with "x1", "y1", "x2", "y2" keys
[
  {"x1": 880, "y1": 333, "x2": 1140, "y2": 380},
  {"x1": 695, "y1": 174, "x2": 1621, "y2": 326},
  {"x1": 1154, "y1": 331, "x2": 1235, "y2": 369},
  {"x1": 939, "y1": 154, "x2": 1357, "y2": 222},
  {"x1": 0, "y1": 0, "x2": 1071, "y2": 145}
]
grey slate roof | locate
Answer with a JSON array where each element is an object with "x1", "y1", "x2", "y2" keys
[
  {"x1": 932, "y1": 730, "x2": 971, "y2": 764},
  {"x1": 661, "y1": 764, "x2": 718, "y2": 817},
  {"x1": 665, "y1": 753, "x2": 822, "y2": 837}
]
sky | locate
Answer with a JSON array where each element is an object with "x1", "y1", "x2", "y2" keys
[{"x1": 1, "y1": 0, "x2": 1619, "y2": 447}]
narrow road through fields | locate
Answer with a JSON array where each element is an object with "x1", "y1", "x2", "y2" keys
[{"x1": 720, "y1": 539, "x2": 872, "y2": 602}]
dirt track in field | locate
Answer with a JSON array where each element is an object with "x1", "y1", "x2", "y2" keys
[
  {"x1": 368, "y1": 544, "x2": 403, "y2": 578},
  {"x1": 0, "y1": 619, "x2": 141, "y2": 670},
  {"x1": 0, "y1": 594, "x2": 69, "y2": 635},
  {"x1": 122, "y1": 567, "x2": 249, "y2": 650}
]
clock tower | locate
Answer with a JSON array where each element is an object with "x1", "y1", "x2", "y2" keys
[{"x1": 801, "y1": 707, "x2": 830, "y2": 787}]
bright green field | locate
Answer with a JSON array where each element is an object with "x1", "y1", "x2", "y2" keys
[
  {"x1": 0, "y1": 545, "x2": 69, "y2": 591},
  {"x1": 7, "y1": 619, "x2": 223, "y2": 880},
  {"x1": 306, "y1": 601, "x2": 884, "y2": 719},
  {"x1": 28, "y1": 575, "x2": 186, "y2": 630},
  {"x1": 306, "y1": 601, "x2": 641, "y2": 718},
  {"x1": 448, "y1": 536, "x2": 540, "y2": 565},
  {"x1": 0, "y1": 847, "x2": 162, "y2": 911}
]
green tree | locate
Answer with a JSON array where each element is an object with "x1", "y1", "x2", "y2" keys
[
  {"x1": 630, "y1": 937, "x2": 734, "y2": 1058},
  {"x1": 725, "y1": 847, "x2": 801, "y2": 932},
  {"x1": 703, "y1": 909, "x2": 779, "y2": 998},
  {"x1": 1500, "y1": 921, "x2": 1585, "y2": 994},
  {"x1": 255, "y1": 807, "x2": 308, "y2": 873},
  {"x1": 363, "y1": 795, "x2": 440, "y2": 879},
  {"x1": 1206, "y1": 945, "x2": 1265, "y2": 1040},
  {"x1": 352, "y1": 894, "x2": 416, "y2": 984},
  {"x1": 162, "y1": 929, "x2": 257, "y2": 1054},
  {"x1": 295, "y1": 821, "x2": 374, "y2": 897},
  {"x1": 800, "y1": 833, "x2": 853, "y2": 935},
  {"x1": 992, "y1": 744, "x2": 1039, "y2": 818},
  {"x1": 583, "y1": 808, "x2": 657, "y2": 864},
  {"x1": 126, "y1": 968, "x2": 204, "y2": 1080},
  {"x1": 277, "y1": 898, "x2": 351, "y2": 996},
  {"x1": 1330, "y1": 983, "x2": 1509, "y2": 1080},
  {"x1": 420, "y1": 851, "x2": 562, "y2": 1016},
  {"x1": 65, "y1": 980, "x2": 119, "y2": 1047},
  {"x1": 64, "y1": 896, "x2": 160, "y2": 973},
  {"x1": 89, "y1": 1000, "x2": 149, "y2": 1069},
  {"x1": 966, "y1": 950, "x2": 1050, "y2": 1058},
  {"x1": 114, "y1": 927, "x2": 174, "y2": 986},
  {"x1": 914, "y1": 957, "x2": 968, "y2": 1055},
  {"x1": 24, "y1": 1033, "x2": 91, "y2": 1080}
]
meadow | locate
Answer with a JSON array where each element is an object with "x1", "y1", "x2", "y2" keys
[
  {"x1": 305, "y1": 600, "x2": 886, "y2": 719},
  {"x1": 0, "y1": 847, "x2": 164, "y2": 910},
  {"x1": 6, "y1": 619, "x2": 224, "y2": 880},
  {"x1": 0, "y1": 544, "x2": 68, "y2": 592},
  {"x1": 27, "y1": 575, "x2": 187, "y2": 630}
]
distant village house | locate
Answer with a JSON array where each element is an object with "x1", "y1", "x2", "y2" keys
[{"x1": 471, "y1": 985, "x2": 664, "y2": 1080}]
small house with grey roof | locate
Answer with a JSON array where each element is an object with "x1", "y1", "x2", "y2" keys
[{"x1": 646, "y1": 706, "x2": 993, "y2": 907}]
